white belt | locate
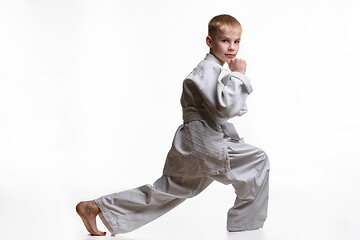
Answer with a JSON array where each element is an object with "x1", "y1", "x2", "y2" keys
[{"x1": 182, "y1": 108, "x2": 241, "y2": 140}]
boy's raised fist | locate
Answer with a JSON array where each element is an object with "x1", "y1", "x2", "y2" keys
[{"x1": 228, "y1": 58, "x2": 247, "y2": 75}]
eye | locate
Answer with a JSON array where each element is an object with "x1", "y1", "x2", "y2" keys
[
  {"x1": 234, "y1": 40, "x2": 240, "y2": 44},
  {"x1": 222, "y1": 39, "x2": 228, "y2": 43}
]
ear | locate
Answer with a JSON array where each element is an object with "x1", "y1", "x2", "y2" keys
[{"x1": 206, "y1": 36, "x2": 213, "y2": 48}]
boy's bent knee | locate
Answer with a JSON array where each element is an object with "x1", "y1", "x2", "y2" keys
[{"x1": 256, "y1": 148, "x2": 270, "y2": 169}]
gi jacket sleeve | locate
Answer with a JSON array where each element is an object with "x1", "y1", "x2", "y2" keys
[{"x1": 183, "y1": 60, "x2": 253, "y2": 119}]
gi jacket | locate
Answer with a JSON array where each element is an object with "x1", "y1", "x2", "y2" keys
[{"x1": 163, "y1": 53, "x2": 253, "y2": 177}]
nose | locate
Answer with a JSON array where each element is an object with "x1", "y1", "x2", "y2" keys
[{"x1": 228, "y1": 43, "x2": 234, "y2": 51}]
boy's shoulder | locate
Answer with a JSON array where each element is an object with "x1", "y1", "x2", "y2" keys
[
  {"x1": 196, "y1": 54, "x2": 223, "y2": 70},
  {"x1": 187, "y1": 54, "x2": 225, "y2": 79}
]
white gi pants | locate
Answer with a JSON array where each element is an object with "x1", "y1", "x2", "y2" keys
[{"x1": 94, "y1": 138, "x2": 270, "y2": 235}]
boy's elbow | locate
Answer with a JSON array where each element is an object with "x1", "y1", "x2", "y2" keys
[
  {"x1": 214, "y1": 96, "x2": 241, "y2": 118},
  {"x1": 213, "y1": 105, "x2": 243, "y2": 119}
]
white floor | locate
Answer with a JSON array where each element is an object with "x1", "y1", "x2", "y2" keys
[
  {"x1": 73, "y1": 182, "x2": 359, "y2": 240},
  {"x1": 2, "y1": 178, "x2": 357, "y2": 240}
]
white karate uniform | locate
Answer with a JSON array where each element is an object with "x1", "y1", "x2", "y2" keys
[{"x1": 94, "y1": 53, "x2": 270, "y2": 234}]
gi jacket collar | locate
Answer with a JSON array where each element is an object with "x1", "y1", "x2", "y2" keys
[{"x1": 205, "y1": 53, "x2": 222, "y2": 66}]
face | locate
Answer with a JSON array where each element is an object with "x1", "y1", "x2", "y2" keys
[{"x1": 206, "y1": 27, "x2": 241, "y2": 66}]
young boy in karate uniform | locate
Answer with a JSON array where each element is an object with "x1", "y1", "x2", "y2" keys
[{"x1": 76, "y1": 14, "x2": 270, "y2": 236}]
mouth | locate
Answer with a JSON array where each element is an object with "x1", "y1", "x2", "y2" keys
[{"x1": 225, "y1": 54, "x2": 235, "y2": 58}]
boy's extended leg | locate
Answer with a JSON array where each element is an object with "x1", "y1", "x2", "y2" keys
[
  {"x1": 93, "y1": 175, "x2": 213, "y2": 235},
  {"x1": 212, "y1": 139, "x2": 270, "y2": 231}
]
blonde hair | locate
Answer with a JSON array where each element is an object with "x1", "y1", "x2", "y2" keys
[{"x1": 208, "y1": 14, "x2": 242, "y2": 38}]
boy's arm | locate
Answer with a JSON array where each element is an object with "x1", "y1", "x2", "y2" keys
[
  {"x1": 213, "y1": 70, "x2": 252, "y2": 118},
  {"x1": 185, "y1": 59, "x2": 253, "y2": 119},
  {"x1": 227, "y1": 71, "x2": 253, "y2": 94},
  {"x1": 227, "y1": 58, "x2": 253, "y2": 93}
]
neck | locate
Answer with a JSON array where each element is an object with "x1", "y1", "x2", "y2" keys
[{"x1": 209, "y1": 51, "x2": 225, "y2": 66}]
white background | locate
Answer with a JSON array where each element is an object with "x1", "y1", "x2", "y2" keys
[{"x1": 1, "y1": 0, "x2": 360, "y2": 239}]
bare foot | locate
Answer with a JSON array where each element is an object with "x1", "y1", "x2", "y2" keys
[{"x1": 76, "y1": 201, "x2": 106, "y2": 236}]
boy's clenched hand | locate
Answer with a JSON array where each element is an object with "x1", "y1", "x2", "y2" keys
[{"x1": 228, "y1": 58, "x2": 247, "y2": 75}]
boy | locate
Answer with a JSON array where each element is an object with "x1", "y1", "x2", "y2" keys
[{"x1": 76, "y1": 14, "x2": 270, "y2": 236}]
